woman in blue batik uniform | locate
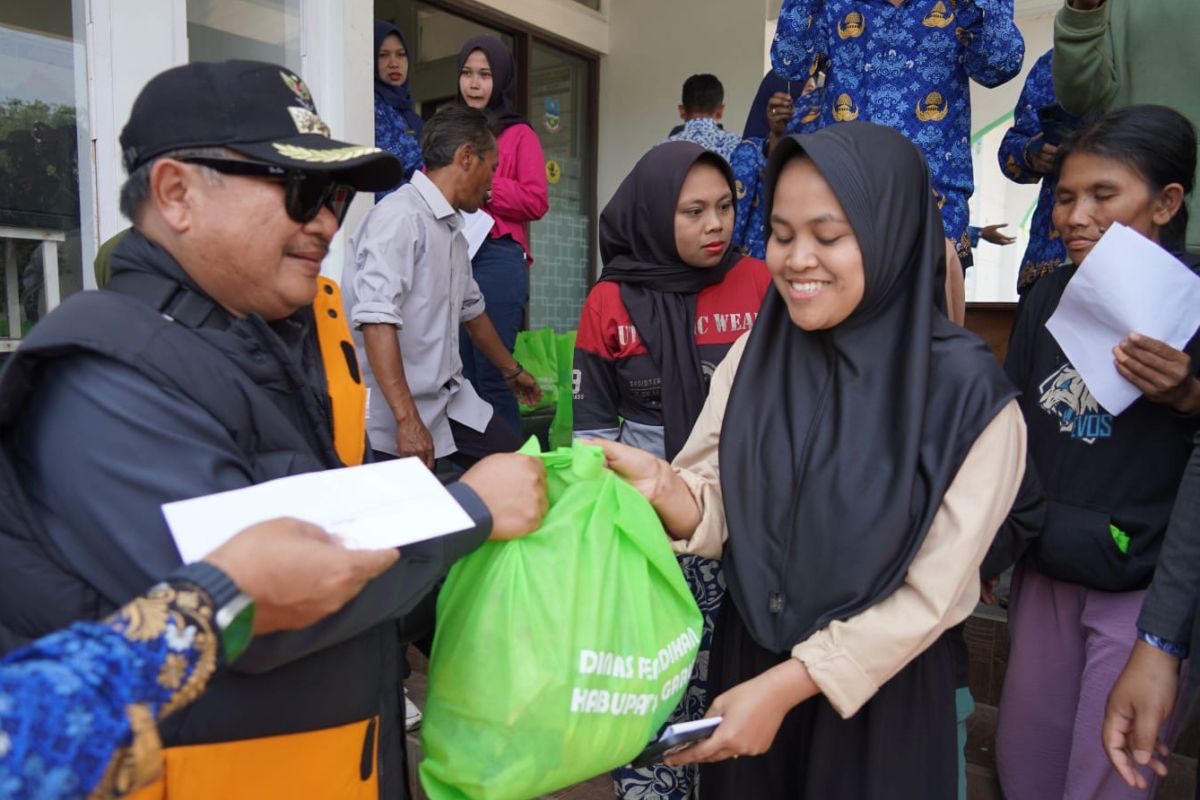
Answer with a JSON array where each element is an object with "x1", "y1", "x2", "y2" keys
[
  {"x1": 731, "y1": 70, "x2": 823, "y2": 259},
  {"x1": 374, "y1": 21, "x2": 423, "y2": 199},
  {"x1": 998, "y1": 49, "x2": 1070, "y2": 295}
]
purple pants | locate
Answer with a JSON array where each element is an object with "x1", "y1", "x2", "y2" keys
[{"x1": 996, "y1": 564, "x2": 1185, "y2": 800}]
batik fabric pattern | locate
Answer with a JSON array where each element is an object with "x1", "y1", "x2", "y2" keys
[
  {"x1": 0, "y1": 580, "x2": 218, "y2": 800},
  {"x1": 613, "y1": 556, "x2": 725, "y2": 800},
  {"x1": 730, "y1": 104, "x2": 822, "y2": 259},
  {"x1": 374, "y1": 101, "x2": 424, "y2": 201},
  {"x1": 771, "y1": 0, "x2": 1025, "y2": 259},
  {"x1": 997, "y1": 49, "x2": 1067, "y2": 293},
  {"x1": 662, "y1": 118, "x2": 745, "y2": 165}
]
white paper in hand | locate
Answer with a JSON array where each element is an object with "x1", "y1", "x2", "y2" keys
[
  {"x1": 162, "y1": 459, "x2": 474, "y2": 563},
  {"x1": 1045, "y1": 223, "x2": 1200, "y2": 415},
  {"x1": 460, "y1": 208, "x2": 495, "y2": 259}
]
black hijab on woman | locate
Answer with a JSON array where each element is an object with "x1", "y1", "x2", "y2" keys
[
  {"x1": 456, "y1": 35, "x2": 528, "y2": 135},
  {"x1": 741, "y1": 71, "x2": 793, "y2": 141},
  {"x1": 373, "y1": 22, "x2": 423, "y2": 135},
  {"x1": 599, "y1": 141, "x2": 741, "y2": 460},
  {"x1": 720, "y1": 123, "x2": 1017, "y2": 653}
]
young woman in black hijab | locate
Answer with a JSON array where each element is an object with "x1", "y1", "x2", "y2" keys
[
  {"x1": 592, "y1": 123, "x2": 1025, "y2": 798},
  {"x1": 574, "y1": 140, "x2": 770, "y2": 799}
]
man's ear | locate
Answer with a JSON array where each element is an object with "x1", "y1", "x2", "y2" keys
[
  {"x1": 713, "y1": 104, "x2": 725, "y2": 122},
  {"x1": 455, "y1": 143, "x2": 475, "y2": 171},
  {"x1": 149, "y1": 159, "x2": 195, "y2": 233},
  {"x1": 678, "y1": 104, "x2": 687, "y2": 121}
]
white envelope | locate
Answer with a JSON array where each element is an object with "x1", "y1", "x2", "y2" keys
[{"x1": 162, "y1": 458, "x2": 474, "y2": 563}]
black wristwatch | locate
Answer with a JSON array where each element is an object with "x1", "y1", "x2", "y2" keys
[{"x1": 172, "y1": 561, "x2": 256, "y2": 665}]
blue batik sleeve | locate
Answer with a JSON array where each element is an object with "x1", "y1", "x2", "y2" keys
[
  {"x1": 771, "y1": 0, "x2": 828, "y2": 81},
  {"x1": 730, "y1": 139, "x2": 762, "y2": 254},
  {"x1": 998, "y1": 53, "x2": 1053, "y2": 185},
  {"x1": 959, "y1": 0, "x2": 1025, "y2": 88},
  {"x1": 0, "y1": 582, "x2": 219, "y2": 800}
]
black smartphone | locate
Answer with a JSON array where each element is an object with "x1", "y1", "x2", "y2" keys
[
  {"x1": 630, "y1": 717, "x2": 723, "y2": 769},
  {"x1": 1036, "y1": 104, "x2": 1082, "y2": 147}
]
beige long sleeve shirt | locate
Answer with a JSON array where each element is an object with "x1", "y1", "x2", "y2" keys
[{"x1": 670, "y1": 333, "x2": 1026, "y2": 718}]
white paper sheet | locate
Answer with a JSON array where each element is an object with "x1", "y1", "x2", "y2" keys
[
  {"x1": 1045, "y1": 223, "x2": 1200, "y2": 415},
  {"x1": 162, "y1": 458, "x2": 475, "y2": 563},
  {"x1": 460, "y1": 208, "x2": 495, "y2": 259}
]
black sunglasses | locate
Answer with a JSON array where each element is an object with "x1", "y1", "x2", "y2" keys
[{"x1": 177, "y1": 156, "x2": 356, "y2": 225}]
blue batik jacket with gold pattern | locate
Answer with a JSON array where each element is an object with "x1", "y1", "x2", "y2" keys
[
  {"x1": 0, "y1": 580, "x2": 218, "y2": 799},
  {"x1": 998, "y1": 49, "x2": 1067, "y2": 294},
  {"x1": 771, "y1": 0, "x2": 1024, "y2": 258}
]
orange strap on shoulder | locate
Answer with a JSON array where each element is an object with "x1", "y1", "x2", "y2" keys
[{"x1": 312, "y1": 277, "x2": 366, "y2": 467}]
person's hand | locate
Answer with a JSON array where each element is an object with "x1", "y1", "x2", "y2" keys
[
  {"x1": 586, "y1": 438, "x2": 669, "y2": 504},
  {"x1": 767, "y1": 91, "x2": 794, "y2": 137},
  {"x1": 459, "y1": 453, "x2": 548, "y2": 540},
  {"x1": 508, "y1": 369, "x2": 543, "y2": 407},
  {"x1": 204, "y1": 518, "x2": 400, "y2": 635},
  {"x1": 1026, "y1": 138, "x2": 1059, "y2": 175},
  {"x1": 981, "y1": 224, "x2": 1017, "y2": 246},
  {"x1": 395, "y1": 413, "x2": 435, "y2": 469},
  {"x1": 980, "y1": 576, "x2": 1001, "y2": 605},
  {"x1": 1103, "y1": 640, "x2": 1179, "y2": 789},
  {"x1": 664, "y1": 659, "x2": 817, "y2": 765},
  {"x1": 1114, "y1": 332, "x2": 1200, "y2": 414}
]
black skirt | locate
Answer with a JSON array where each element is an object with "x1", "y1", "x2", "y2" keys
[{"x1": 699, "y1": 601, "x2": 958, "y2": 799}]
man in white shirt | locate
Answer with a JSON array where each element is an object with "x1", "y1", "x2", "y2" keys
[{"x1": 344, "y1": 104, "x2": 540, "y2": 473}]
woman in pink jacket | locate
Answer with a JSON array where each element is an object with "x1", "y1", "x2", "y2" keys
[{"x1": 457, "y1": 35, "x2": 550, "y2": 436}]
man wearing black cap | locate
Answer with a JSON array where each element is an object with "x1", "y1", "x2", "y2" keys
[{"x1": 0, "y1": 60, "x2": 548, "y2": 799}]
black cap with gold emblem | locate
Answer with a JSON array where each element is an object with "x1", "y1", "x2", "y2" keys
[{"x1": 120, "y1": 60, "x2": 402, "y2": 191}]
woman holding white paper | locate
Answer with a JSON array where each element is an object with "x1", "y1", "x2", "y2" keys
[{"x1": 996, "y1": 104, "x2": 1200, "y2": 800}]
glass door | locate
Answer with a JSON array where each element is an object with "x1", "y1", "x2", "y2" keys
[{"x1": 0, "y1": 0, "x2": 91, "y2": 354}]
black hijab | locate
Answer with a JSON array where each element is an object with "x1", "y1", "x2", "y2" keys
[
  {"x1": 599, "y1": 141, "x2": 741, "y2": 460},
  {"x1": 373, "y1": 22, "x2": 422, "y2": 135},
  {"x1": 719, "y1": 123, "x2": 1017, "y2": 653},
  {"x1": 456, "y1": 36, "x2": 527, "y2": 135},
  {"x1": 741, "y1": 71, "x2": 793, "y2": 141}
]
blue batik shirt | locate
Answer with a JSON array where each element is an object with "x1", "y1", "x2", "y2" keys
[
  {"x1": 771, "y1": 0, "x2": 1025, "y2": 258},
  {"x1": 998, "y1": 49, "x2": 1067, "y2": 293},
  {"x1": 731, "y1": 138, "x2": 770, "y2": 259},
  {"x1": 374, "y1": 99, "x2": 424, "y2": 201},
  {"x1": 662, "y1": 118, "x2": 745, "y2": 164},
  {"x1": 0, "y1": 580, "x2": 218, "y2": 799}
]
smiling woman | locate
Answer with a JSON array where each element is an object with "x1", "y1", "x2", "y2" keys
[{"x1": 589, "y1": 123, "x2": 1025, "y2": 799}]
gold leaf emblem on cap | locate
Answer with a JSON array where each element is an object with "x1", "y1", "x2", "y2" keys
[
  {"x1": 272, "y1": 143, "x2": 382, "y2": 163},
  {"x1": 288, "y1": 107, "x2": 332, "y2": 138}
]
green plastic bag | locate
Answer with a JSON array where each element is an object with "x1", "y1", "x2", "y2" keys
[
  {"x1": 419, "y1": 439, "x2": 703, "y2": 800},
  {"x1": 513, "y1": 328, "x2": 559, "y2": 414},
  {"x1": 548, "y1": 330, "x2": 577, "y2": 449}
]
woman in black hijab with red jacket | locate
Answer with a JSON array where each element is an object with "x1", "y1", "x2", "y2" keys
[
  {"x1": 574, "y1": 140, "x2": 770, "y2": 799},
  {"x1": 592, "y1": 123, "x2": 1026, "y2": 798}
]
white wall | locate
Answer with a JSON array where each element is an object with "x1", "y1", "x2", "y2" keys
[
  {"x1": 966, "y1": 11, "x2": 1056, "y2": 301},
  {"x1": 597, "y1": 0, "x2": 769, "y2": 224}
]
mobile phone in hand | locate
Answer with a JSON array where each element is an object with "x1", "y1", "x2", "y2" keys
[
  {"x1": 1037, "y1": 104, "x2": 1082, "y2": 147},
  {"x1": 630, "y1": 717, "x2": 723, "y2": 768}
]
